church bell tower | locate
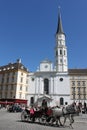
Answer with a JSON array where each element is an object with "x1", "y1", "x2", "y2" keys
[{"x1": 55, "y1": 9, "x2": 68, "y2": 73}]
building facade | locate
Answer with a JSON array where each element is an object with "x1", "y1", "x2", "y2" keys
[
  {"x1": 0, "y1": 59, "x2": 29, "y2": 105},
  {"x1": 69, "y1": 69, "x2": 87, "y2": 102}
]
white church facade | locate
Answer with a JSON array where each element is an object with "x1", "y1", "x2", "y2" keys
[{"x1": 27, "y1": 10, "x2": 71, "y2": 107}]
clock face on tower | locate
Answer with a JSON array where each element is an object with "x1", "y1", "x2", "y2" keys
[{"x1": 45, "y1": 65, "x2": 48, "y2": 68}]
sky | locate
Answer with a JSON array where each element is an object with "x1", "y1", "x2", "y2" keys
[{"x1": 0, "y1": 0, "x2": 87, "y2": 72}]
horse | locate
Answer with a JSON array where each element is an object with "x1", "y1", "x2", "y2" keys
[
  {"x1": 47, "y1": 106, "x2": 64, "y2": 126},
  {"x1": 50, "y1": 104, "x2": 80, "y2": 128},
  {"x1": 62, "y1": 103, "x2": 80, "y2": 128}
]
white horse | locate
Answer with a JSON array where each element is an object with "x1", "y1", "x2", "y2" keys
[{"x1": 50, "y1": 104, "x2": 80, "y2": 128}]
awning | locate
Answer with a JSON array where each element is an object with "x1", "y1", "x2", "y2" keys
[
  {"x1": 0, "y1": 99, "x2": 27, "y2": 105},
  {"x1": 15, "y1": 99, "x2": 27, "y2": 104},
  {"x1": 0, "y1": 101, "x2": 14, "y2": 105}
]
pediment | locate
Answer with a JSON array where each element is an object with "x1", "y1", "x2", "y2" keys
[{"x1": 37, "y1": 94, "x2": 53, "y2": 102}]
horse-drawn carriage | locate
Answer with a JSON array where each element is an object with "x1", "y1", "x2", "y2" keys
[
  {"x1": 21, "y1": 103, "x2": 80, "y2": 128},
  {"x1": 21, "y1": 107, "x2": 45, "y2": 123}
]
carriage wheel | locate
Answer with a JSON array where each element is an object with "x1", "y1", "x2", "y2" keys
[
  {"x1": 21, "y1": 111, "x2": 29, "y2": 122},
  {"x1": 39, "y1": 115, "x2": 46, "y2": 124}
]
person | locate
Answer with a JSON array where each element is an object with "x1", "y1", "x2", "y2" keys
[
  {"x1": 46, "y1": 107, "x2": 52, "y2": 116},
  {"x1": 30, "y1": 106, "x2": 35, "y2": 118},
  {"x1": 42, "y1": 99, "x2": 47, "y2": 109},
  {"x1": 84, "y1": 102, "x2": 86, "y2": 109},
  {"x1": 64, "y1": 102, "x2": 68, "y2": 108}
]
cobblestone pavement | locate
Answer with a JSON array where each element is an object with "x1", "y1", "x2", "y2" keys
[{"x1": 0, "y1": 108, "x2": 87, "y2": 130}]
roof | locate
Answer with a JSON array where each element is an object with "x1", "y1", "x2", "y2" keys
[
  {"x1": 0, "y1": 59, "x2": 29, "y2": 73},
  {"x1": 68, "y1": 69, "x2": 87, "y2": 76},
  {"x1": 40, "y1": 59, "x2": 52, "y2": 64},
  {"x1": 56, "y1": 9, "x2": 64, "y2": 34}
]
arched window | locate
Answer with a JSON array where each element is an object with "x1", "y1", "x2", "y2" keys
[
  {"x1": 60, "y1": 97, "x2": 64, "y2": 105},
  {"x1": 30, "y1": 97, "x2": 34, "y2": 105},
  {"x1": 44, "y1": 79, "x2": 49, "y2": 94}
]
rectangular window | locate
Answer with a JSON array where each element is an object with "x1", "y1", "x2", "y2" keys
[
  {"x1": 78, "y1": 94, "x2": 81, "y2": 100},
  {"x1": 21, "y1": 73, "x2": 23, "y2": 76},
  {"x1": 83, "y1": 87, "x2": 86, "y2": 96},
  {"x1": 26, "y1": 79, "x2": 28, "y2": 84},
  {"x1": 20, "y1": 77, "x2": 23, "y2": 83},
  {"x1": 7, "y1": 73, "x2": 10, "y2": 77},
  {"x1": 19, "y1": 93, "x2": 22, "y2": 98},
  {"x1": 72, "y1": 93, "x2": 75, "y2": 100},
  {"x1": 1, "y1": 78, "x2": 4, "y2": 84},
  {"x1": 60, "y1": 50, "x2": 62, "y2": 55},
  {"x1": 72, "y1": 81, "x2": 75, "y2": 86},
  {"x1": 20, "y1": 85, "x2": 22, "y2": 91},
  {"x1": 26, "y1": 74, "x2": 29, "y2": 77},
  {"x1": 5, "y1": 92, "x2": 7, "y2": 98},
  {"x1": 0, "y1": 92, "x2": 2, "y2": 98},
  {"x1": 11, "y1": 85, "x2": 14, "y2": 90},
  {"x1": 72, "y1": 87, "x2": 75, "y2": 93},
  {"x1": 10, "y1": 92, "x2": 13, "y2": 98},
  {"x1": 1, "y1": 85, "x2": 3, "y2": 90},
  {"x1": 77, "y1": 81, "x2": 80, "y2": 86},
  {"x1": 7, "y1": 77, "x2": 9, "y2": 83},
  {"x1": 77, "y1": 87, "x2": 81, "y2": 99},
  {"x1": 6, "y1": 85, "x2": 8, "y2": 90},
  {"x1": 26, "y1": 86, "x2": 28, "y2": 91},
  {"x1": 12, "y1": 72, "x2": 15, "y2": 76},
  {"x1": 82, "y1": 81, "x2": 86, "y2": 86},
  {"x1": 2, "y1": 73, "x2": 5, "y2": 77},
  {"x1": 77, "y1": 87, "x2": 81, "y2": 93},
  {"x1": 60, "y1": 59, "x2": 62, "y2": 63},
  {"x1": 72, "y1": 87, "x2": 76, "y2": 99},
  {"x1": 12, "y1": 76, "x2": 14, "y2": 82}
]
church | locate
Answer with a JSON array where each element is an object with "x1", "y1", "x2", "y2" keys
[{"x1": 27, "y1": 10, "x2": 71, "y2": 107}]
